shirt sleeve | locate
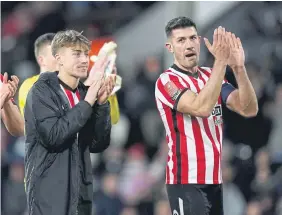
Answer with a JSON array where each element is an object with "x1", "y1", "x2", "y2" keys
[
  {"x1": 155, "y1": 73, "x2": 188, "y2": 110},
  {"x1": 18, "y1": 79, "x2": 32, "y2": 116},
  {"x1": 221, "y1": 79, "x2": 236, "y2": 104}
]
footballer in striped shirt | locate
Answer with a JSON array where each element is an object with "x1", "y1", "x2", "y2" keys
[{"x1": 155, "y1": 17, "x2": 258, "y2": 215}]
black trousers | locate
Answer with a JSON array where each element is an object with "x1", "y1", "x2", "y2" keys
[{"x1": 166, "y1": 184, "x2": 224, "y2": 215}]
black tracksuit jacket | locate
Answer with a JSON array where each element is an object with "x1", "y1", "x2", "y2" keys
[{"x1": 24, "y1": 71, "x2": 111, "y2": 215}]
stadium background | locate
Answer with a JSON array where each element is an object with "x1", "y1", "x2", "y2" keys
[{"x1": 1, "y1": 1, "x2": 282, "y2": 215}]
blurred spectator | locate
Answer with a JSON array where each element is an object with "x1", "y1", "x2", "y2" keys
[
  {"x1": 2, "y1": 3, "x2": 34, "y2": 38},
  {"x1": 118, "y1": 143, "x2": 151, "y2": 205},
  {"x1": 103, "y1": 146, "x2": 125, "y2": 174},
  {"x1": 120, "y1": 207, "x2": 139, "y2": 215},
  {"x1": 154, "y1": 200, "x2": 171, "y2": 215},
  {"x1": 124, "y1": 56, "x2": 162, "y2": 118},
  {"x1": 246, "y1": 200, "x2": 262, "y2": 215},
  {"x1": 223, "y1": 162, "x2": 247, "y2": 215},
  {"x1": 2, "y1": 155, "x2": 26, "y2": 215},
  {"x1": 118, "y1": 142, "x2": 166, "y2": 209},
  {"x1": 93, "y1": 173, "x2": 123, "y2": 215},
  {"x1": 275, "y1": 197, "x2": 282, "y2": 215},
  {"x1": 267, "y1": 84, "x2": 282, "y2": 162},
  {"x1": 251, "y1": 148, "x2": 272, "y2": 197}
]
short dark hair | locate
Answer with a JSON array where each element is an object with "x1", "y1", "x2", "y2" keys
[
  {"x1": 165, "y1": 17, "x2": 197, "y2": 38},
  {"x1": 51, "y1": 30, "x2": 91, "y2": 57},
  {"x1": 34, "y1": 33, "x2": 55, "y2": 58}
]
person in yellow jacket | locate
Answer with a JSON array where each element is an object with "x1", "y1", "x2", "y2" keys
[
  {"x1": 19, "y1": 33, "x2": 120, "y2": 124},
  {"x1": 18, "y1": 33, "x2": 57, "y2": 116}
]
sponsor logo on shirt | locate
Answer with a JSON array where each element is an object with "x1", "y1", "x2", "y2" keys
[{"x1": 212, "y1": 104, "x2": 223, "y2": 126}]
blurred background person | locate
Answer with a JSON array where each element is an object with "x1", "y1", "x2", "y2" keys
[
  {"x1": 93, "y1": 172, "x2": 123, "y2": 215},
  {"x1": 18, "y1": 33, "x2": 57, "y2": 115}
]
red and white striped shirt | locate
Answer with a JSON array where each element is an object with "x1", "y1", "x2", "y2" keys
[
  {"x1": 60, "y1": 82, "x2": 81, "y2": 139},
  {"x1": 60, "y1": 85, "x2": 81, "y2": 108},
  {"x1": 155, "y1": 65, "x2": 234, "y2": 185}
]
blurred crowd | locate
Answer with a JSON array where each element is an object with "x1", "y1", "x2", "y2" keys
[{"x1": 1, "y1": 1, "x2": 282, "y2": 215}]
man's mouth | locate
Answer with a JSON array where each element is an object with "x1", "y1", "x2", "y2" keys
[
  {"x1": 78, "y1": 66, "x2": 88, "y2": 69},
  {"x1": 185, "y1": 53, "x2": 196, "y2": 58}
]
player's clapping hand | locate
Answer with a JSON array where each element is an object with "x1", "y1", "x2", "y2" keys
[
  {"x1": 97, "y1": 71, "x2": 116, "y2": 105},
  {"x1": 226, "y1": 32, "x2": 245, "y2": 68},
  {"x1": 84, "y1": 58, "x2": 107, "y2": 106},
  {"x1": 1, "y1": 73, "x2": 19, "y2": 109},
  {"x1": 203, "y1": 26, "x2": 231, "y2": 62},
  {"x1": 1, "y1": 85, "x2": 10, "y2": 109},
  {"x1": 84, "y1": 54, "x2": 108, "y2": 87},
  {"x1": 84, "y1": 78, "x2": 104, "y2": 106}
]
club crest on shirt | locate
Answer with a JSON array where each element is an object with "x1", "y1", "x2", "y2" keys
[{"x1": 164, "y1": 81, "x2": 181, "y2": 101}]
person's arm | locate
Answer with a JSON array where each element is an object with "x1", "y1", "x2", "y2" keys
[
  {"x1": 156, "y1": 59, "x2": 227, "y2": 118},
  {"x1": 1, "y1": 73, "x2": 24, "y2": 136},
  {"x1": 90, "y1": 102, "x2": 111, "y2": 152},
  {"x1": 226, "y1": 66, "x2": 258, "y2": 117},
  {"x1": 0, "y1": 90, "x2": 9, "y2": 109},
  {"x1": 177, "y1": 60, "x2": 227, "y2": 117},
  {"x1": 81, "y1": 101, "x2": 111, "y2": 153},
  {"x1": 81, "y1": 76, "x2": 114, "y2": 153},
  {"x1": 28, "y1": 82, "x2": 93, "y2": 152},
  {"x1": 225, "y1": 33, "x2": 258, "y2": 117},
  {"x1": 1, "y1": 100, "x2": 25, "y2": 136}
]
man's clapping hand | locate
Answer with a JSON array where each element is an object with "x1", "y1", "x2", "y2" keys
[
  {"x1": 97, "y1": 73, "x2": 116, "y2": 105},
  {"x1": 1, "y1": 73, "x2": 19, "y2": 109}
]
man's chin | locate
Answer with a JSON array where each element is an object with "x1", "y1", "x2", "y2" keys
[
  {"x1": 184, "y1": 61, "x2": 198, "y2": 69},
  {"x1": 75, "y1": 71, "x2": 88, "y2": 79}
]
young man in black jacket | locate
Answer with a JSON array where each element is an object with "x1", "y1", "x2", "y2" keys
[{"x1": 24, "y1": 30, "x2": 115, "y2": 215}]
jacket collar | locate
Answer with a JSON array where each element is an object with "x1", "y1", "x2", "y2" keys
[
  {"x1": 38, "y1": 71, "x2": 87, "y2": 100},
  {"x1": 39, "y1": 71, "x2": 86, "y2": 91}
]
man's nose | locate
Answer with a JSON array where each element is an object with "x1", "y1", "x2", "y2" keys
[
  {"x1": 185, "y1": 40, "x2": 194, "y2": 50},
  {"x1": 80, "y1": 54, "x2": 89, "y2": 63}
]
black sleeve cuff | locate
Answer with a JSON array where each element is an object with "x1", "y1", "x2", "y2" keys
[
  {"x1": 96, "y1": 100, "x2": 110, "y2": 107},
  {"x1": 93, "y1": 100, "x2": 110, "y2": 114}
]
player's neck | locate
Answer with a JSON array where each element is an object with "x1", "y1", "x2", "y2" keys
[
  {"x1": 57, "y1": 70, "x2": 79, "y2": 90},
  {"x1": 40, "y1": 68, "x2": 48, "y2": 74},
  {"x1": 40, "y1": 67, "x2": 56, "y2": 74},
  {"x1": 174, "y1": 61, "x2": 198, "y2": 74}
]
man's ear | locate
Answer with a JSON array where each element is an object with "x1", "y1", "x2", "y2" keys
[
  {"x1": 37, "y1": 56, "x2": 44, "y2": 67},
  {"x1": 55, "y1": 54, "x2": 62, "y2": 66},
  {"x1": 165, "y1": 42, "x2": 173, "y2": 53}
]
